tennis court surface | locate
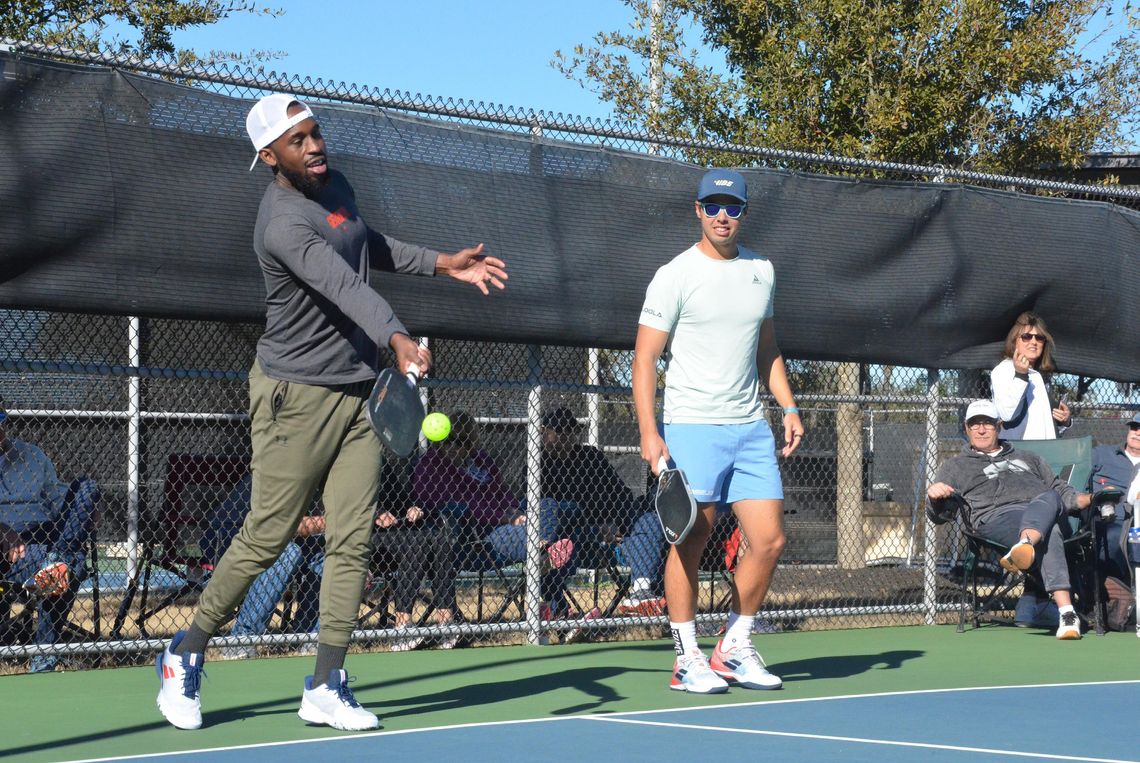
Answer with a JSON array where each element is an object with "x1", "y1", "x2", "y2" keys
[{"x1": 2, "y1": 625, "x2": 1138, "y2": 763}]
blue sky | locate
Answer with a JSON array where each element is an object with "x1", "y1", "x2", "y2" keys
[
  {"x1": 170, "y1": 0, "x2": 643, "y2": 120},
  {"x1": 153, "y1": 0, "x2": 1135, "y2": 145}
]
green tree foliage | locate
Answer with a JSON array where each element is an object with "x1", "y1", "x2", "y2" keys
[
  {"x1": 555, "y1": 0, "x2": 1140, "y2": 171},
  {"x1": 1, "y1": 1, "x2": 281, "y2": 65}
]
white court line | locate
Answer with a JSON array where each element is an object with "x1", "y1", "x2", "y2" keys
[
  {"x1": 53, "y1": 680, "x2": 1140, "y2": 763},
  {"x1": 588, "y1": 717, "x2": 1140, "y2": 763},
  {"x1": 51, "y1": 717, "x2": 580, "y2": 763},
  {"x1": 601, "y1": 678, "x2": 1140, "y2": 718}
]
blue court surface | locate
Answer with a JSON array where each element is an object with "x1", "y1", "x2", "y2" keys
[{"x1": 60, "y1": 682, "x2": 1140, "y2": 763}]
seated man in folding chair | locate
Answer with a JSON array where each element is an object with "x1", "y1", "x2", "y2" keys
[
  {"x1": 927, "y1": 399, "x2": 1092, "y2": 639},
  {"x1": 0, "y1": 403, "x2": 99, "y2": 673},
  {"x1": 1090, "y1": 412, "x2": 1140, "y2": 576},
  {"x1": 1088, "y1": 412, "x2": 1139, "y2": 628}
]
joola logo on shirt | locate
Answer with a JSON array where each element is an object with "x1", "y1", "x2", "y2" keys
[
  {"x1": 326, "y1": 207, "x2": 352, "y2": 229},
  {"x1": 642, "y1": 307, "x2": 664, "y2": 318}
]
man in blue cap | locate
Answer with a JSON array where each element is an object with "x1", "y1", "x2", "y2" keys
[{"x1": 632, "y1": 168, "x2": 805, "y2": 693}]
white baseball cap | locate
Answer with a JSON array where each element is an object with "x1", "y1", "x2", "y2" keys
[
  {"x1": 965, "y1": 399, "x2": 1002, "y2": 423},
  {"x1": 245, "y1": 93, "x2": 315, "y2": 170}
]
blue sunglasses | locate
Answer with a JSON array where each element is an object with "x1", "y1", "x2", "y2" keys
[{"x1": 700, "y1": 202, "x2": 746, "y2": 219}]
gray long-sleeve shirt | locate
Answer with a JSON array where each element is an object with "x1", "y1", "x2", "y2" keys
[
  {"x1": 933, "y1": 441, "x2": 1081, "y2": 525},
  {"x1": 253, "y1": 170, "x2": 439, "y2": 385}
]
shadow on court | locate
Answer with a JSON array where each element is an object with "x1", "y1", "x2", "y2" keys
[
  {"x1": 370, "y1": 664, "x2": 655, "y2": 719},
  {"x1": 4, "y1": 642, "x2": 669, "y2": 758},
  {"x1": 772, "y1": 650, "x2": 924, "y2": 682}
]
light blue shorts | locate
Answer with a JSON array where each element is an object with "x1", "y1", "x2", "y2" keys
[{"x1": 663, "y1": 419, "x2": 783, "y2": 504}]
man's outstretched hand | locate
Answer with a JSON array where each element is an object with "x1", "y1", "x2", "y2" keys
[{"x1": 438, "y1": 244, "x2": 508, "y2": 295}]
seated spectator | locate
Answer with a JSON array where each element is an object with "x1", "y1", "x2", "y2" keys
[
  {"x1": 927, "y1": 400, "x2": 1091, "y2": 639},
  {"x1": 1089, "y1": 412, "x2": 1140, "y2": 580},
  {"x1": 538, "y1": 407, "x2": 666, "y2": 617},
  {"x1": 991, "y1": 312, "x2": 1072, "y2": 440},
  {"x1": 199, "y1": 473, "x2": 324, "y2": 659},
  {"x1": 412, "y1": 411, "x2": 576, "y2": 622},
  {"x1": 0, "y1": 403, "x2": 99, "y2": 673},
  {"x1": 372, "y1": 457, "x2": 460, "y2": 651}
]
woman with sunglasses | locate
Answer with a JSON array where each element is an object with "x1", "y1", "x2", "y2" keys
[{"x1": 991, "y1": 312, "x2": 1072, "y2": 440}]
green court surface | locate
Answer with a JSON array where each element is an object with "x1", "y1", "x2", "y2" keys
[{"x1": 2, "y1": 625, "x2": 1137, "y2": 763}]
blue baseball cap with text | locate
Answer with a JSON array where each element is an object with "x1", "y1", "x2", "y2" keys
[{"x1": 697, "y1": 168, "x2": 748, "y2": 203}]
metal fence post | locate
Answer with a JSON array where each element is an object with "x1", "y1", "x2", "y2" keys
[
  {"x1": 126, "y1": 317, "x2": 142, "y2": 581},
  {"x1": 921, "y1": 369, "x2": 942, "y2": 624},
  {"x1": 587, "y1": 348, "x2": 600, "y2": 447},
  {"x1": 524, "y1": 344, "x2": 546, "y2": 644}
]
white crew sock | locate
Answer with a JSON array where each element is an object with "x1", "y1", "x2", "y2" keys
[
  {"x1": 723, "y1": 610, "x2": 755, "y2": 649},
  {"x1": 669, "y1": 620, "x2": 698, "y2": 656}
]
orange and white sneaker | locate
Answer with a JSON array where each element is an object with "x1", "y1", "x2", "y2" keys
[
  {"x1": 670, "y1": 648, "x2": 729, "y2": 694},
  {"x1": 29, "y1": 561, "x2": 70, "y2": 597},
  {"x1": 710, "y1": 639, "x2": 782, "y2": 690},
  {"x1": 1000, "y1": 539, "x2": 1036, "y2": 573}
]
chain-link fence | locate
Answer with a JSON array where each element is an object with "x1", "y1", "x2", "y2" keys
[
  {"x1": 1, "y1": 42, "x2": 1138, "y2": 673},
  {"x1": 3, "y1": 312, "x2": 1138, "y2": 672}
]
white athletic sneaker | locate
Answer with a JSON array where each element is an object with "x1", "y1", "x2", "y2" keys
[
  {"x1": 219, "y1": 644, "x2": 258, "y2": 660},
  {"x1": 670, "y1": 648, "x2": 729, "y2": 694},
  {"x1": 156, "y1": 631, "x2": 205, "y2": 730},
  {"x1": 710, "y1": 639, "x2": 783, "y2": 689},
  {"x1": 389, "y1": 624, "x2": 424, "y2": 652},
  {"x1": 298, "y1": 669, "x2": 380, "y2": 731},
  {"x1": 1055, "y1": 610, "x2": 1082, "y2": 640}
]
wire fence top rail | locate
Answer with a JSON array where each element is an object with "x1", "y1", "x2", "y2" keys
[{"x1": 4, "y1": 39, "x2": 1139, "y2": 202}]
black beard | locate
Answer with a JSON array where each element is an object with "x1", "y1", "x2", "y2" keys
[{"x1": 278, "y1": 161, "x2": 330, "y2": 199}]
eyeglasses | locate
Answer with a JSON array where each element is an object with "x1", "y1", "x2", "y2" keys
[
  {"x1": 967, "y1": 419, "x2": 997, "y2": 429},
  {"x1": 1019, "y1": 332, "x2": 1046, "y2": 343},
  {"x1": 700, "y1": 202, "x2": 746, "y2": 219}
]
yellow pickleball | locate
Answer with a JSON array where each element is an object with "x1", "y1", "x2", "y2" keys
[{"x1": 421, "y1": 411, "x2": 452, "y2": 442}]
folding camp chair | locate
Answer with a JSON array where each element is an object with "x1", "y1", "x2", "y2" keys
[
  {"x1": 955, "y1": 436, "x2": 1102, "y2": 633},
  {"x1": 111, "y1": 454, "x2": 248, "y2": 639}
]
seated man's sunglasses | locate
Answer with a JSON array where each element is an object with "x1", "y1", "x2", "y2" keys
[{"x1": 700, "y1": 202, "x2": 746, "y2": 219}]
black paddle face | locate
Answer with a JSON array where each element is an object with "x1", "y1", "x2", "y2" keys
[
  {"x1": 367, "y1": 368, "x2": 425, "y2": 457},
  {"x1": 656, "y1": 465, "x2": 697, "y2": 545}
]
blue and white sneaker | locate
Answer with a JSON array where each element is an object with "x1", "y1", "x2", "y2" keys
[
  {"x1": 298, "y1": 669, "x2": 380, "y2": 731},
  {"x1": 156, "y1": 630, "x2": 205, "y2": 729},
  {"x1": 710, "y1": 639, "x2": 782, "y2": 690},
  {"x1": 670, "y1": 648, "x2": 729, "y2": 694}
]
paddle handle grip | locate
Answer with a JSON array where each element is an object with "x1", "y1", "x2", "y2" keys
[
  {"x1": 405, "y1": 363, "x2": 421, "y2": 384},
  {"x1": 657, "y1": 456, "x2": 668, "y2": 475}
]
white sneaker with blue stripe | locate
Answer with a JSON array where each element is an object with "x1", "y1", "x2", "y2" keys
[
  {"x1": 298, "y1": 668, "x2": 380, "y2": 730},
  {"x1": 670, "y1": 648, "x2": 729, "y2": 694},
  {"x1": 710, "y1": 639, "x2": 782, "y2": 689}
]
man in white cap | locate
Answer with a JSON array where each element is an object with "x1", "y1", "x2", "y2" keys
[
  {"x1": 927, "y1": 399, "x2": 1092, "y2": 639},
  {"x1": 155, "y1": 94, "x2": 507, "y2": 732},
  {"x1": 633, "y1": 168, "x2": 804, "y2": 694}
]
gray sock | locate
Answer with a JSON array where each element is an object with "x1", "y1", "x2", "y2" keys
[
  {"x1": 312, "y1": 644, "x2": 347, "y2": 688},
  {"x1": 174, "y1": 624, "x2": 211, "y2": 656}
]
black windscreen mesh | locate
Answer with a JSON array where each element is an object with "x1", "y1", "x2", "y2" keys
[{"x1": 1, "y1": 51, "x2": 1138, "y2": 380}]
